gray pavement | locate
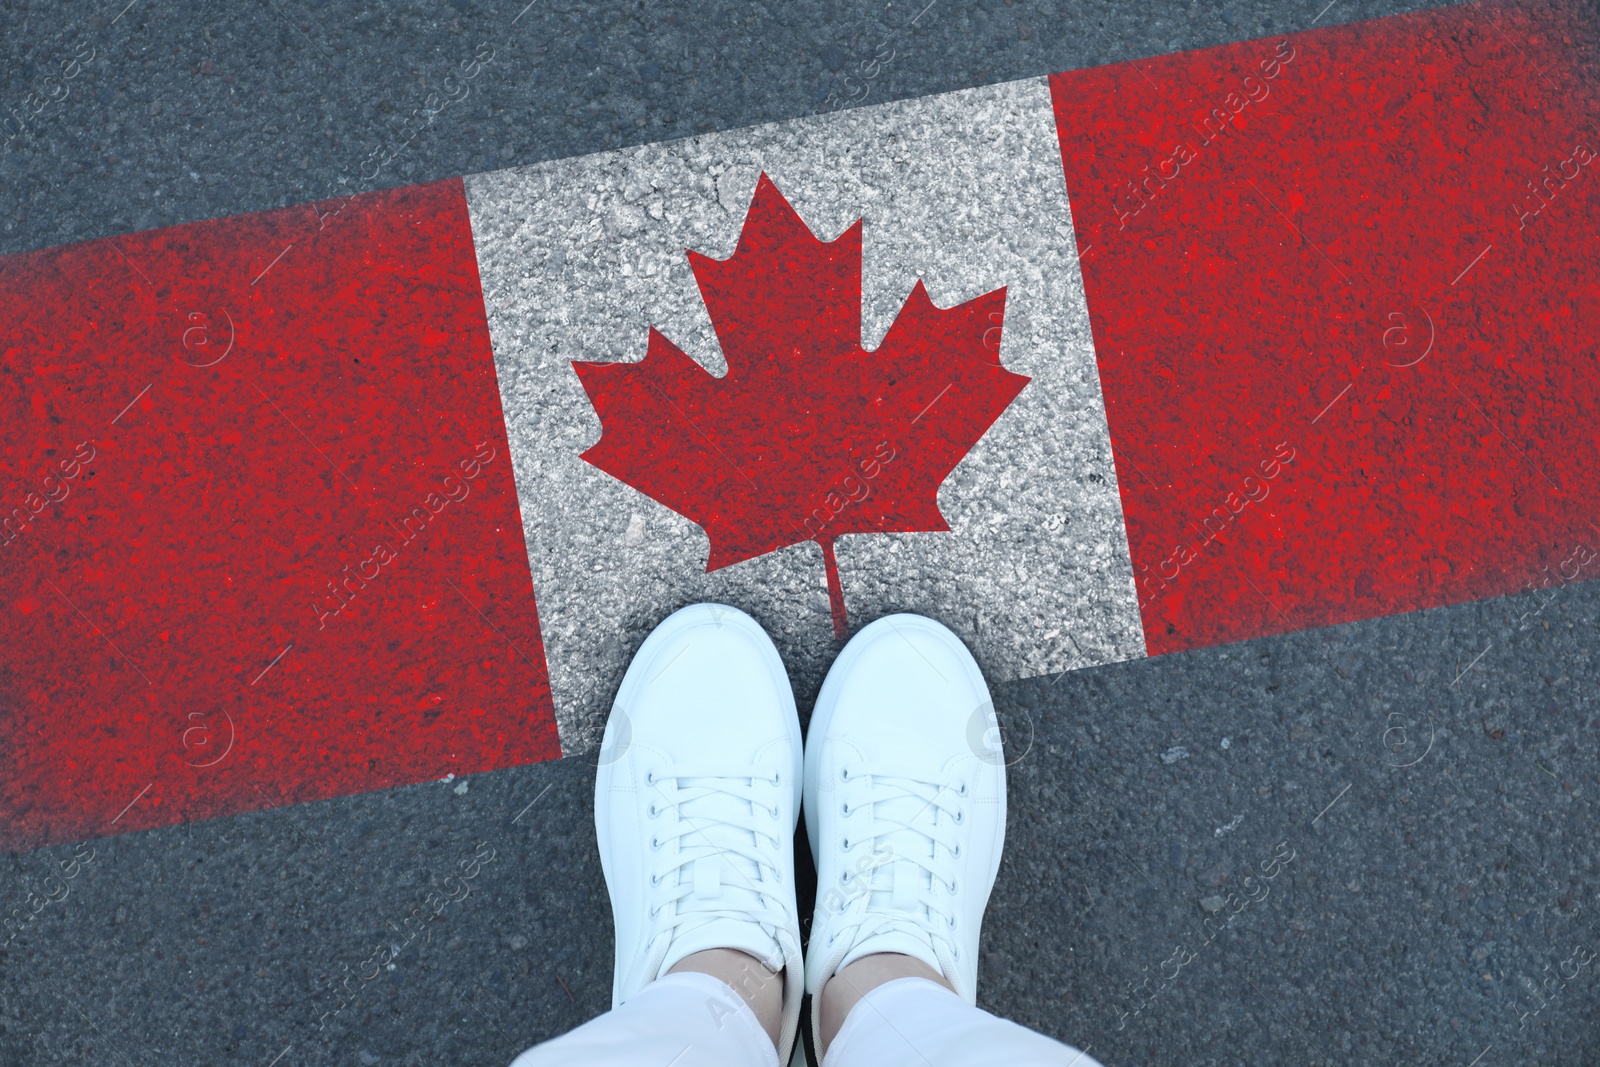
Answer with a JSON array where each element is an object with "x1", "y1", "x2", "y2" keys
[
  {"x1": 0, "y1": 0, "x2": 1443, "y2": 260},
  {"x1": 3, "y1": 576, "x2": 1596, "y2": 1065},
  {"x1": 4, "y1": 1, "x2": 1598, "y2": 1065}
]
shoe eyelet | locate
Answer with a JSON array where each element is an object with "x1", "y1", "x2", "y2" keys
[
  {"x1": 957, "y1": 782, "x2": 968, "y2": 797},
  {"x1": 952, "y1": 844, "x2": 961, "y2": 858},
  {"x1": 840, "y1": 767, "x2": 851, "y2": 782},
  {"x1": 645, "y1": 770, "x2": 658, "y2": 785},
  {"x1": 949, "y1": 879, "x2": 958, "y2": 893},
  {"x1": 773, "y1": 772, "x2": 782, "y2": 785},
  {"x1": 650, "y1": 873, "x2": 661, "y2": 886},
  {"x1": 954, "y1": 811, "x2": 964, "y2": 825},
  {"x1": 650, "y1": 836, "x2": 662, "y2": 851},
  {"x1": 841, "y1": 837, "x2": 851, "y2": 851},
  {"x1": 841, "y1": 802, "x2": 851, "y2": 816},
  {"x1": 769, "y1": 805, "x2": 780, "y2": 818},
  {"x1": 839, "y1": 871, "x2": 851, "y2": 885},
  {"x1": 647, "y1": 804, "x2": 659, "y2": 818},
  {"x1": 946, "y1": 915, "x2": 957, "y2": 929}
]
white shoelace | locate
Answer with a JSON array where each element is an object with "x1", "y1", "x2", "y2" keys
[
  {"x1": 828, "y1": 768, "x2": 966, "y2": 965},
  {"x1": 644, "y1": 765, "x2": 791, "y2": 963}
]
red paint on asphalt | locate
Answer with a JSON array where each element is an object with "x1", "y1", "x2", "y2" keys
[
  {"x1": 1052, "y1": 1, "x2": 1600, "y2": 655},
  {"x1": 0, "y1": 179, "x2": 559, "y2": 851}
]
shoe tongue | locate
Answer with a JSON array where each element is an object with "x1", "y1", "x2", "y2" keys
[
  {"x1": 677, "y1": 778, "x2": 763, "y2": 883},
  {"x1": 835, "y1": 787, "x2": 945, "y2": 977},
  {"x1": 654, "y1": 777, "x2": 784, "y2": 980}
]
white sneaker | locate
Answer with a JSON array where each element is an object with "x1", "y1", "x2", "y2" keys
[
  {"x1": 596, "y1": 603, "x2": 805, "y2": 1061},
  {"x1": 803, "y1": 614, "x2": 1007, "y2": 1052}
]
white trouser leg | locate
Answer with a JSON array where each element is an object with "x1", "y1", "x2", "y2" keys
[
  {"x1": 822, "y1": 978, "x2": 1103, "y2": 1067},
  {"x1": 509, "y1": 972, "x2": 781, "y2": 1067}
]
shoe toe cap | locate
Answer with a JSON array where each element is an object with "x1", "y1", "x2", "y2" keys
[
  {"x1": 826, "y1": 615, "x2": 994, "y2": 766},
  {"x1": 615, "y1": 604, "x2": 797, "y2": 765}
]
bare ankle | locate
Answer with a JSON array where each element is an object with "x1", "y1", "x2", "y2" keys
[
  {"x1": 668, "y1": 948, "x2": 785, "y2": 1051},
  {"x1": 818, "y1": 953, "x2": 953, "y2": 1055}
]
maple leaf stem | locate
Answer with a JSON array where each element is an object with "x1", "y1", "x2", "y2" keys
[{"x1": 819, "y1": 537, "x2": 849, "y2": 641}]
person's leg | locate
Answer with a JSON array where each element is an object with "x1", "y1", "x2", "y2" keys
[
  {"x1": 823, "y1": 976, "x2": 1104, "y2": 1067},
  {"x1": 667, "y1": 948, "x2": 783, "y2": 1047},
  {"x1": 818, "y1": 951, "x2": 951, "y2": 1048},
  {"x1": 509, "y1": 604, "x2": 805, "y2": 1067},
  {"x1": 508, "y1": 970, "x2": 780, "y2": 1067},
  {"x1": 803, "y1": 614, "x2": 1100, "y2": 1066}
]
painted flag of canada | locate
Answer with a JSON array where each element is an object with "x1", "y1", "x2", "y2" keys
[
  {"x1": 466, "y1": 80, "x2": 1145, "y2": 748},
  {"x1": 7, "y1": 4, "x2": 1598, "y2": 849}
]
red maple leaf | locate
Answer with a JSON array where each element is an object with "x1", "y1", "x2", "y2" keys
[{"x1": 574, "y1": 173, "x2": 1029, "y2": 638}]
